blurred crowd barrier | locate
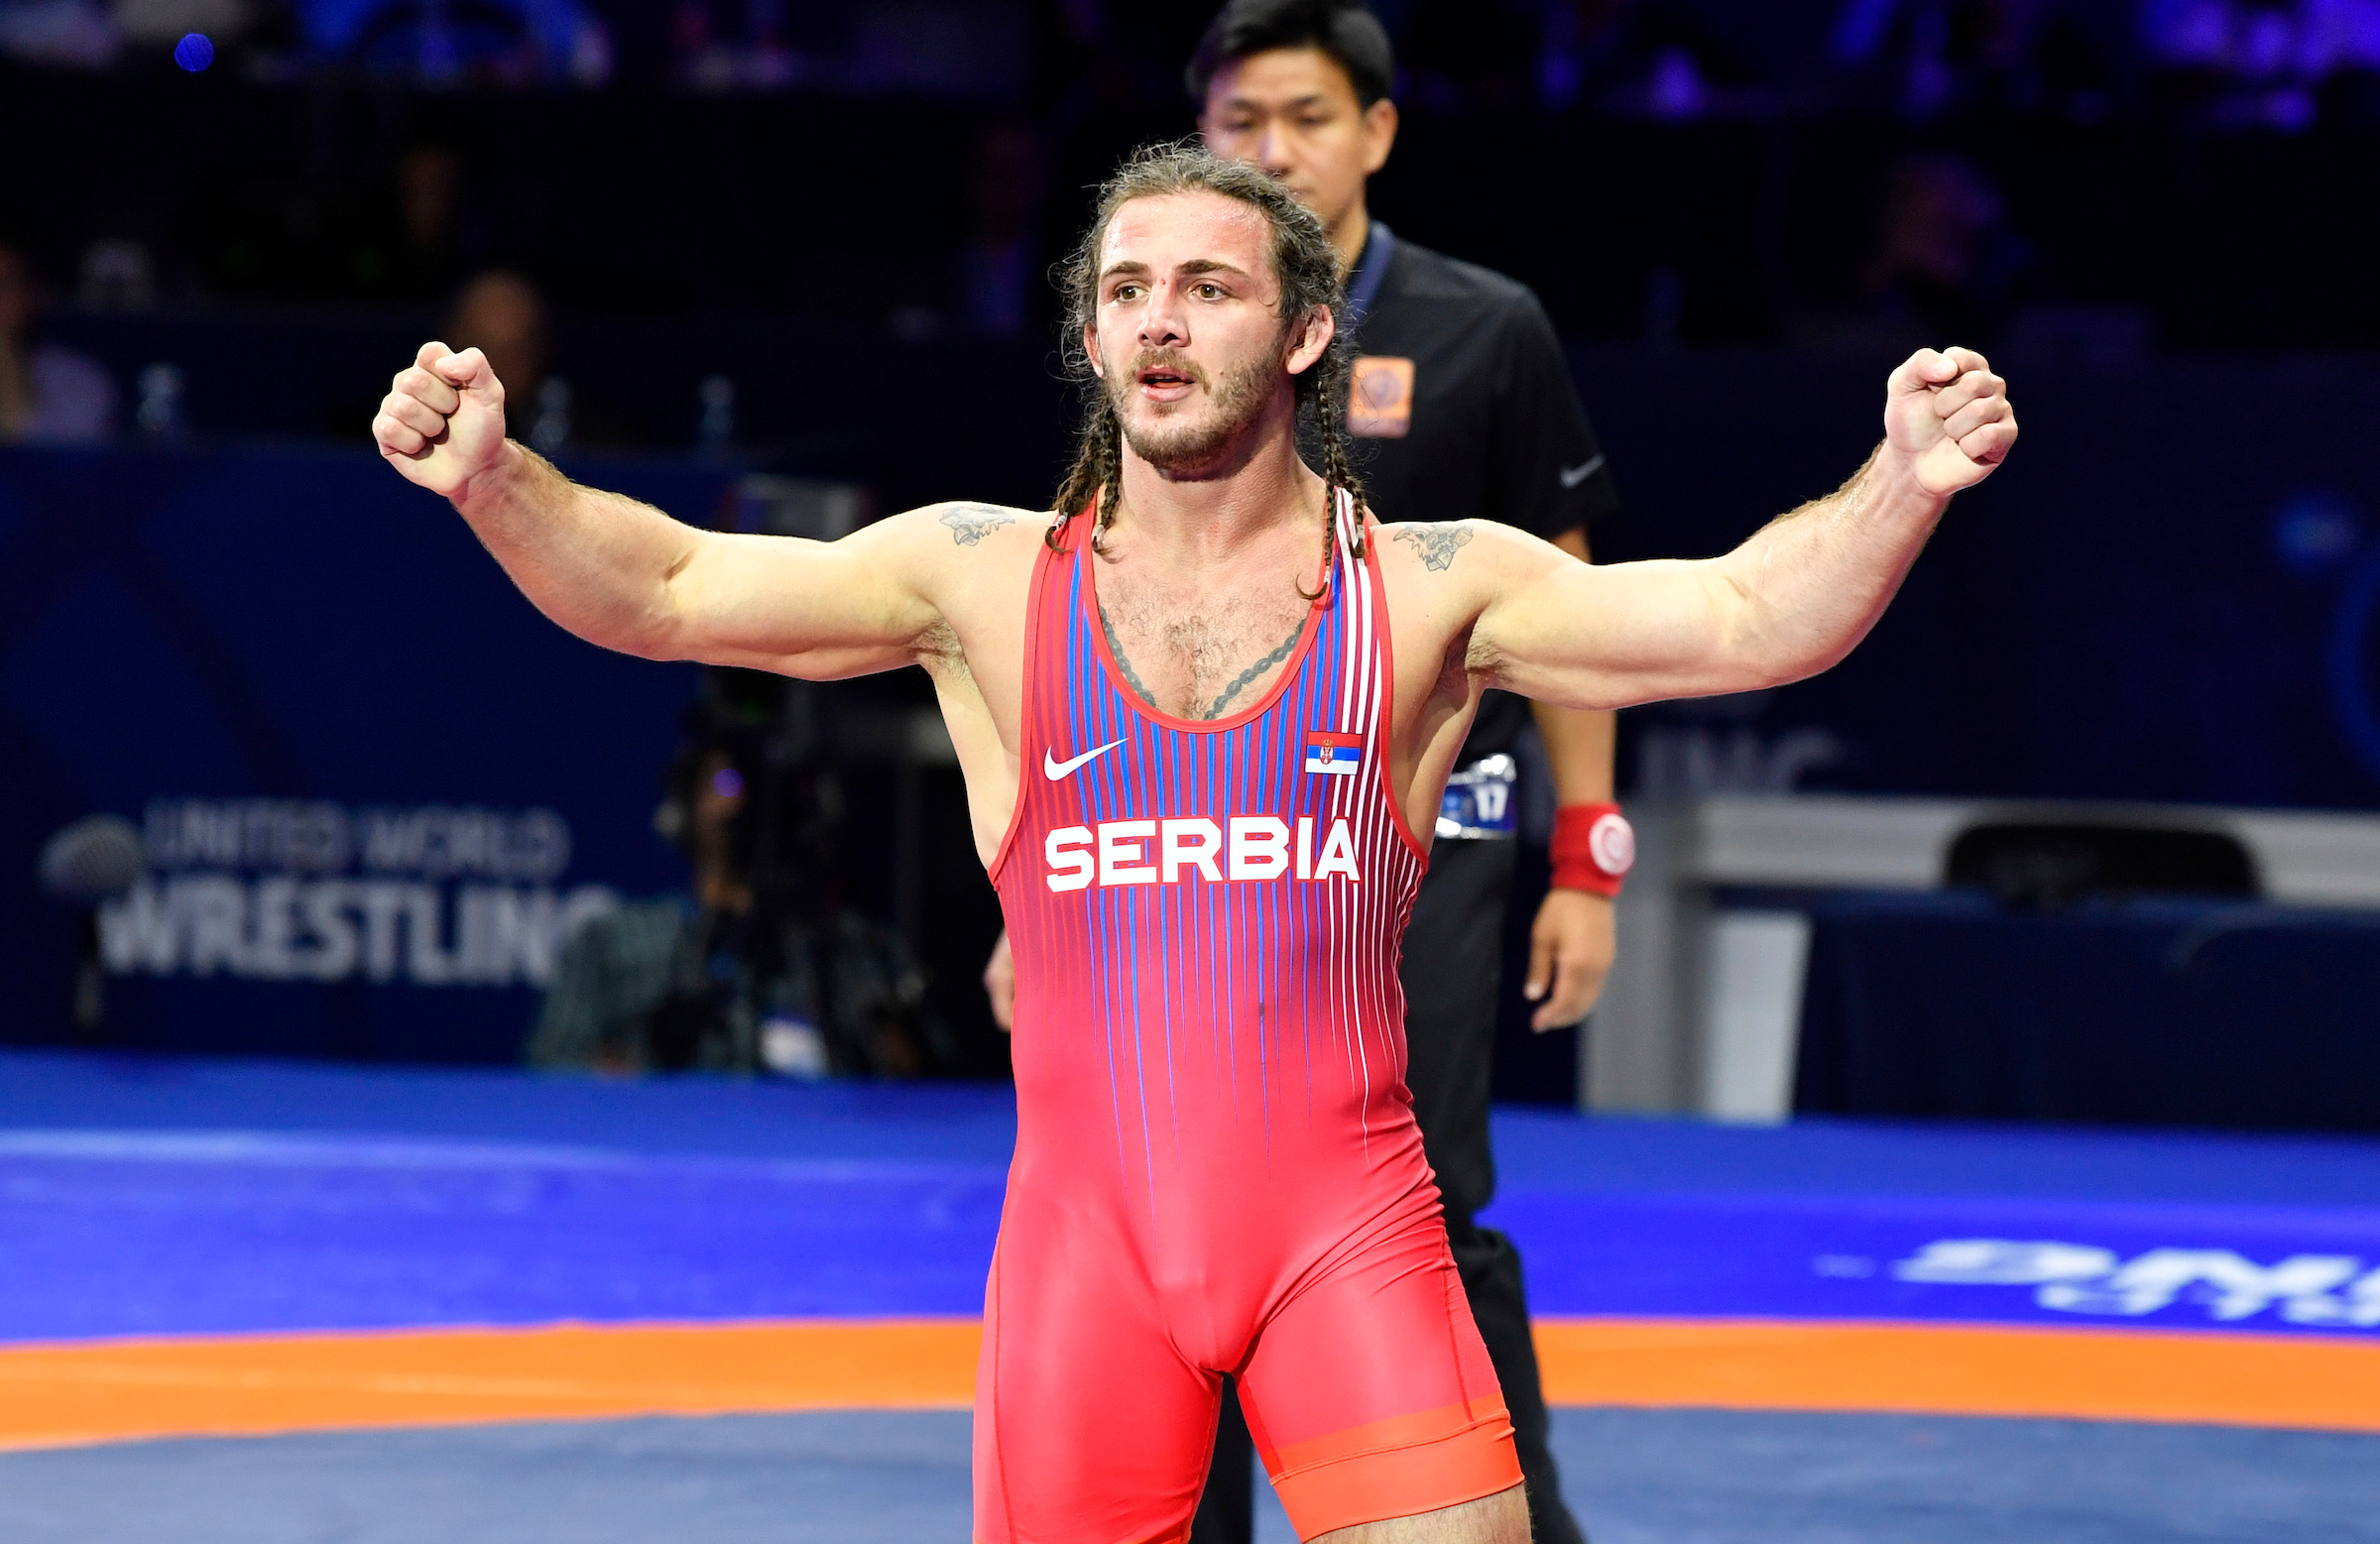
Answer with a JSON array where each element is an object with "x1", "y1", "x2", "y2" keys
[
  {"x1": 1795, "y1": 884, "x2": 2380, "y2": 1130},
  {"x1": 1593, "y1": 792, "x2": 2380, "y2": 1134}
]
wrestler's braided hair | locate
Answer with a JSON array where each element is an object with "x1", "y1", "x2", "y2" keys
[{"x1": 1050, "y1": 141, "x2": 1367, "y2": 588}]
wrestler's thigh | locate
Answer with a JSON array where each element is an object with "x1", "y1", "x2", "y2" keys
[
  {"x1": 975, "y1": 1230, "x2": 1222, "y2": 1544},
  {"x1": 1312, "y1": 1484, "x2": 1529, "y2": 1544},
  {"x1": 1236, "y1": 1216, "x2": 1520, "y2": 1540}
]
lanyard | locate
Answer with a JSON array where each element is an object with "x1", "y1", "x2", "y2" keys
[{"x1": 1345, "y1": 220, "x2": 1395, "y2": 335}]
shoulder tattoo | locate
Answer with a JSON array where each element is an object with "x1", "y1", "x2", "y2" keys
[
  {"x1": 940, "y1": 503, "x2": 1016, "y2": 547},
  {"x1": 1391, "y1": 523, "x2": 1475, "y2": 572}
]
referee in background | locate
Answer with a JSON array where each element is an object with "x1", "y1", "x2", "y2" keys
[{"x1": 1191, "y1": 4, "x2": 1625, "y2": 1540}]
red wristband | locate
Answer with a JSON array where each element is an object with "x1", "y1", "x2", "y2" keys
[{"x1": 1551, "y1": 803, "x2": 1633, "y2": 897}]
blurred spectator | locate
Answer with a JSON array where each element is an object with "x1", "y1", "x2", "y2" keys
[
  {"x1": 1861, "y1": 153, "x2": 2026, "y2": 340},
  {"x1": 374, "y1": 145, "x2": 480, "y2": 299},
  {"x1": 530, "y1": 680, "x2": 946, "y2": 1078},
  {"x1": 400, "y1": 147, "x2": 466, "y2": 292},
  {"x1": 2146, "y1": 0, "x2": 2380, "y2": 74},
  {"x1": 2144, "y1": 0, "x2": 2380, "y2": 127},
  {"x1": 446, "y1": 270, "x2": 546, "y2": 392},
  {"x1": 113, "y1": 0, "x2": 250, "y2": 53},
  {"x1": 670, "y1": 0, "x2": 800, "y2": 91},
  {"x1": 344, "y1": 143, "x2": 498, "y2": 301},
  {"x1": 1796, "y1": 152, "x2": 2028, "y2": 354},
  {"x1": 77, "y1": 239, "x2": 158, "y2": 311},
  {"x1": 0, "y1": 243, "x2": 117, "y2": 444},
  {"x1": 1832, "y1": 0, "x2": 2126, "y2": 122},
  {"x1": 956, "y1": 122, "x2": 1049, "y2": 338},
  {"x1": 1027, "y1": 0, "x2": 1210, "y2": 117},
  {"x1": 441, "y1": 268, "x2": 646, "y2": 449},
  {"x1": 1400, "y1": 0, "x2": 1545, "y2": 110},
  {"x1": 1513, "y1": 0, "x2": 1750, "y2": 118},
  {"x1": 307, "y1": 0, "x2": 610, "y2": 85},
  {"x1": 1535, "y1": 0, "x2": 1634, "y2": 110},
  {"x1": 443, "y1": 270, "x2": 561, "y2": 448},
  {"x1": 0, "y1": 0, "x2": 116, "y2": 66}
]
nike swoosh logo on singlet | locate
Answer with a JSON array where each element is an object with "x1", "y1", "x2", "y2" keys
[
  {"x1": 1043, "y1": 739, "x2": 1127, "y2": 780},
  {"x1": 1559, "y1": 453, "x2": 1606, "y2": 490}
]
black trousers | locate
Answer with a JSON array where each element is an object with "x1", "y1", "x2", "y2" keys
[{"x1": 1189, "y1": 839, "x2": 1588, "y2": 1544}]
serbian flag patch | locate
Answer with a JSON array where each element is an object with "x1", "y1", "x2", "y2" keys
[{"x1": 1304, "y1": 732, "x2": 1364, "y2": 775}]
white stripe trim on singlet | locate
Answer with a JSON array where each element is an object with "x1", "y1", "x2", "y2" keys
[
  {"x1": 1335, "y1": 491, "x2": 1373, "y2": 1076},
  {"x1": 1325, "y1": 489, "x2": 1363, "y2": 1138},
  {"x1": 1347, "y1": 490, "x2": 1401, "y2": 1102},
  {"x1": 1334, "y1": 487, "x2": 1389, "y2": 1143},
  {"x1": 1335, "y1": 491, "x2": 1361, "y2": 746}
]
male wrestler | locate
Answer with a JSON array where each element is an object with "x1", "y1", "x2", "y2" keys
[
  {"x1": 373, "y1": 146, "x2": 2014, "y2": 1542},
  {"x1": 997, "y1": 25, "x2": 1629, "y2": 1525},
  {"x1": 1190, "y1": 8, "x2": 1620, "y2": 1537}
]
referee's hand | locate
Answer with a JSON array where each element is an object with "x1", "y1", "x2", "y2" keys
[{"x1": 1525, "y1": 890, "x2": 1613, "y2": 1030}]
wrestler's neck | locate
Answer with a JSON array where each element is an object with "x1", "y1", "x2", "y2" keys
[{"x1": 1109, "y1": 394, "x2": 1326, "y2": 570}]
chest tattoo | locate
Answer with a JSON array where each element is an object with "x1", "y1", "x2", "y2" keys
[
  {"x1": 1198, "y1": 618, "x2": 1307, "y2": 718},
  {"x1": 1097, "y1": 601, "x2": 1161, "y2": 705},
  {"x1": 1099, "y1": 602, "x2": 1308, "y2": 722}
]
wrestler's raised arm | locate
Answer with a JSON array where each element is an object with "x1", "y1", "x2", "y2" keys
[
  {"x1": 1456, "y1": 346, "x2": 2016, "y2": 711},
  {"x1": 373, "y1": 341, "x2": 953, "y2": 679}
]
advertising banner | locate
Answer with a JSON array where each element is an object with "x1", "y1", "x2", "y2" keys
[{"x1": 1, "y1": 446, "x2": 733, "y2": 1061}]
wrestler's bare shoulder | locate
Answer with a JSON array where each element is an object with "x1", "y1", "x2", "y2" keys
[
  {"x1": 913, "y1": 500, "x2": 1045, "y2": 555},
  {"x1": 853, "y1": 499, "x2": 1040, "y2": 564},
  {"x1": 1372, "y1": 517, "x2": 1559, "y2": 639},
  {"x1": 852, "y1": 501, "x2": 1042, "y2": 614},
  {"x1": 1373, "y1": 517, "x2": 1566, "y2": 580},
  {"x1": 886, "y1": 500, "x2": 1046, "y2": 674}
]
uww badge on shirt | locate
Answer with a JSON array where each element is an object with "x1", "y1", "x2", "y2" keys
[{"x1": 1348, "y1": 356, "x2": 1414, "y2": 438}]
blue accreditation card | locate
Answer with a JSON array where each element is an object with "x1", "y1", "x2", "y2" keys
[{"x1": 1436, "y1": 754, "x2": 1518, "y2": 841}]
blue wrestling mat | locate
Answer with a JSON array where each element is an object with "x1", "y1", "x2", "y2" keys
[
  {"x1": 3, "y1": 1052, "x2": 2377, "y2": 1342},
  {"x1": 2, "y1": 1050, "x2": 2377, "y2": 1542}
]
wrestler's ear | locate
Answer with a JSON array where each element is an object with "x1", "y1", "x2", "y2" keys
[
  {"x1": 1283, "y1": 304, "x2": 1335, "y2": 377},
  {"x1": 1084, "y1": 321, "x2": 1106, "y2": 380}
]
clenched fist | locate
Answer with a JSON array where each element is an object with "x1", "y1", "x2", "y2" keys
[
  {"x1": 1884, "y1": 346, "x2": 2018, "y2": 497},
  {"x1": 374, "y1": 341, "x2": 512, "y2": 498}
]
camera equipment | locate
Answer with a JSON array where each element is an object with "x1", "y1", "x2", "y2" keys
[{"x1": 39, "y1": 814, "x2": 148, "y2": 1035}]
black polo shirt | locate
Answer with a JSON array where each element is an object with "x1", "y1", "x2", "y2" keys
[{"x1": 1341, "y1": 227, "x2": 1618, "y2": 764}]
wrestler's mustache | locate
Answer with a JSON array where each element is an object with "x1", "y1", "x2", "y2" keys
[{"x1": 1128, "y1": 350, "x2": 1210, "y2": 391}]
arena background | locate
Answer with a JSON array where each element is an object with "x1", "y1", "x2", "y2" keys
[{"x1": 3, "y1": 3, "x2": 2379, "y2": 1539}]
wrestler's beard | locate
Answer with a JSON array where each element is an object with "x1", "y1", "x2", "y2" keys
[{"x1": 1108, "y1": 344, "x2": 1280, "y2": 473}]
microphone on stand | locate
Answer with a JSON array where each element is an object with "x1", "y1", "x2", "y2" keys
[{"x1": 39, "y1": 815, "x2": 148, "y2": 1036}]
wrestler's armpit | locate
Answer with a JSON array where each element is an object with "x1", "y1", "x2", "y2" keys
[{"x1": 913, "y1": 618, "x2": 971, "y2": 681}]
